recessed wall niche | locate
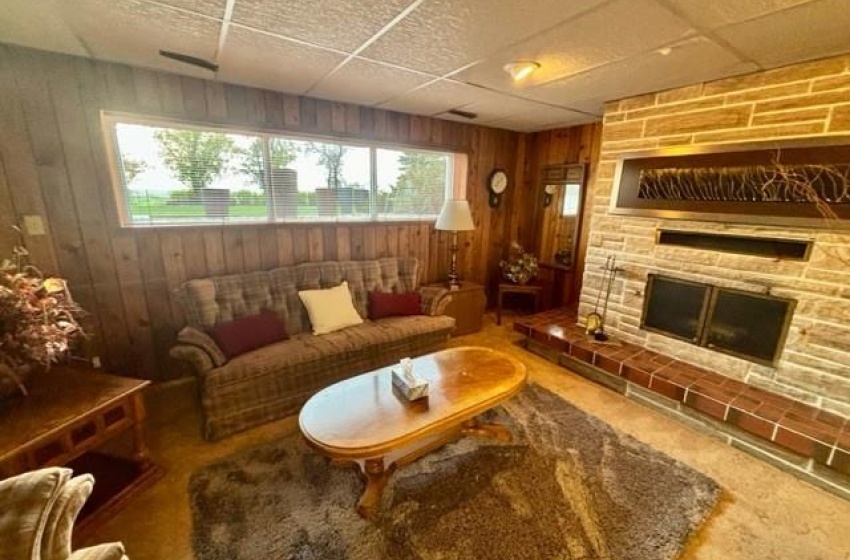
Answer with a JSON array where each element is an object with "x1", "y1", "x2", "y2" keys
[{"x1": 656, "y1": 230, "x2": 813, "y2": 260}]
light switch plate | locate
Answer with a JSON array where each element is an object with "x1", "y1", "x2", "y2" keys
[{"x1": 22, "y1": 214, "x2": 46, "y2": 236}]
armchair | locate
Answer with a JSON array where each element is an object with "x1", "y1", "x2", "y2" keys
[{"x1": 0, "y1": 467, "x2": 127, "y2": 560}]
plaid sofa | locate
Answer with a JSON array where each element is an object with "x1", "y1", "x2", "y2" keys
[{"x1": 169, "y1": 257, "x2": 454, "y2": 440}]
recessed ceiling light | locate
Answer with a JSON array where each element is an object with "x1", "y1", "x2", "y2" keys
[
  {"x1": 657, "y1": 47, "x2": 673, "y2": 56},
  {"x1": 503, "y1": 61, "x2": 540, "y2": 82}
]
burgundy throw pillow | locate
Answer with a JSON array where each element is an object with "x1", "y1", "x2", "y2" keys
[
  {"x1": 368, "y1": 291, "x2": 422, "y2": 321},
  {"x1": 207, "y1": 310, "x2": 288, "y2": 359}
]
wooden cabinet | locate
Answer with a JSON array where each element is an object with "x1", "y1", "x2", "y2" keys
[
  {"x1": 427, "y1": 282, "x2": 486, "y2": 335},
  {"x1": 537, "y1": 262, "x2": 576, "y2": 309}
]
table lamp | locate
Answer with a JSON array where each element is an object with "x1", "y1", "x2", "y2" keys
[{"x1": 435, "y1": 199, "x2": 475, "y2": 289}]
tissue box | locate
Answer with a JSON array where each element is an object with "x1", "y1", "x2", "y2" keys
[{"x1": 391, "y1": 368, "x2": 429, "y2": 401}]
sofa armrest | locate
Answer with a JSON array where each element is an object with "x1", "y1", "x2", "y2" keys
[
  {"x1": 169, "y1": 344, "x2": 215, "y2": 375},
  {"x1": 418, "y1": 286, "x2": 452, "y2": 316}
]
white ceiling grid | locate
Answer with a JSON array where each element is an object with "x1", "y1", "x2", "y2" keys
[{"x1": 0, "y1": 0, "x2": 845, "y2": 132}]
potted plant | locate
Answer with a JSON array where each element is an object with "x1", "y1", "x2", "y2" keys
[
  {"x1": 499, "y1": 242, "x2": 539, "y2": 285},
  {"x1": 0, "y1": 231, "x2": 86, "y2": 398}
]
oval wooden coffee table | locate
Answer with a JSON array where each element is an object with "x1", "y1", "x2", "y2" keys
[{"x1": 299, "y1": 346, "x2": 527, "y2": 518}]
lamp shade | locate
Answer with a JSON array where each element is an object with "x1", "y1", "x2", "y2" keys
[{"x1": 435, "y1": 199, "x2": 475, "y2": 231}]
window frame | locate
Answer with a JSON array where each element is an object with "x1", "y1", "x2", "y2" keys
[{"x1": 101, "y1": 111, "x2": 465, "y2": 229}]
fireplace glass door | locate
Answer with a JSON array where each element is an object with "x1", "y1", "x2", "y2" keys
[
  {"x1": 641, "y1": 275, "x2": 711, "y2": 343},
  {"x1": 641, "y1": 274, "x2": 796, "y2": 366},
  {"x1": 704, "y1": 288, "x2": 796, "y2": 364}
]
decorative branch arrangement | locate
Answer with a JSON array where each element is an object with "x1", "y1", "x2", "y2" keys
[
  {"x1": 638, "y1": 162, "x2": 850, "y2": 220},
  {"x1": 614, "y1": 144, "x2": 850, "y2": 226},
  {"x1": 0, "y1": 227, "x2": 86, "y2": 397}
]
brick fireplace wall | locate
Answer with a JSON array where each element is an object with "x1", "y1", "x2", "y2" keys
[{"x1": 582, "y1": 55, "x2": 850, "y2": 417}]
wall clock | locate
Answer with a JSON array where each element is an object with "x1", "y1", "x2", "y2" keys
[{"x1": 487, "y1": 169, "x2": 508, "y2": 208}]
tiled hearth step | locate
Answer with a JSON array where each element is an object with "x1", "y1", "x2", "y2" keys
[{"x1": 514, "y1": 309, "x2": 850, "y2": 484}]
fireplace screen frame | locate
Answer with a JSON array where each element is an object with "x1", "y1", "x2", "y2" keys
[{"x1": 640, "y1": 274, "x2": 797, "y2": 367}]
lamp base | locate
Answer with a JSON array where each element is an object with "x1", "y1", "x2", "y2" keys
[{"x1": 447, "y1": 231, "x2": 461, "y2": 291}]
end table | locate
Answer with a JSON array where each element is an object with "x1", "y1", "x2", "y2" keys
[
  {"x1": 497, "y1": 282, "x2": 543, "y2": 325},
  {"x1": 426, "y1": 281, "x2": 486, "y2": 335}
]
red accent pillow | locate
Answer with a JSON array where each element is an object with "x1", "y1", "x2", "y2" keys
[
  {"x1": 207, "y1": 310, "x2": 288, "y2": 359},
  {"x1": 368, "y1": 291, "x2": 422, "y2": 321}
]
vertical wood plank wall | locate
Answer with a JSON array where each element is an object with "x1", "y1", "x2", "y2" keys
[
  {"x1": 516, "y1": 124, "x2": 603, "y2": 299},
  {"x1": 0, "y1": 45, "x2": 530, "y2": 381}
]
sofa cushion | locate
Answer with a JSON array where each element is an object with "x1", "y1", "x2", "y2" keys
[
  {"x1": 207, "y1": 310, "x2": 288, "y2": 359},
  {"x1": 179, "y1": 258, "x2": 421, "y2": 336},
  {"x1": 368, "y1": 290, "x2": 422, "y2": 320},
  {"x1": 298, "y1": 281, "x2": 364, "y2": 335},
  {"x1": 205, "y1": 315, "x2": 456, "y2": 389}
]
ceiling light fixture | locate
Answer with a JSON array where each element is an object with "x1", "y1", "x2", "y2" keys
[{"x1": 503, "y1": 61, "x2": 540, "y2": 82}]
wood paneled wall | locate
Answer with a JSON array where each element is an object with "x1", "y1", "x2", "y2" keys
[
  {"x1": 0, "y1": 45, "x2": 524, "y2": 380},
  {"x1": 514, "y1": 123, "x2": 603, "y2": 298}
]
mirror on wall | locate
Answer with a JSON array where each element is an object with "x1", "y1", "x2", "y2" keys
[{"x1": 538, "y1": 164, "x2": 586, "y2": 269}]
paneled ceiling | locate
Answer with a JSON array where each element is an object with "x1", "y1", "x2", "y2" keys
[{"x1": 2, "y1": 0, "x2": 849, "y2": 132}]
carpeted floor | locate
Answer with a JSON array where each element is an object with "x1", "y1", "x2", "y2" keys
[{"x1": 189, "y1": 384, "x2": 720, "y2": 560}]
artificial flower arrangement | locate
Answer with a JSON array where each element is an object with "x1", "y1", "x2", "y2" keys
[
  {"x1": 499, "y1": 241, "x2": 539, "y2": 285},
  {"x1": 0, "y1": 229, "x2": 86, "y2": 397}
]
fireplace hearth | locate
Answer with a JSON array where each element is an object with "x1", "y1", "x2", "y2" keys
[{"x1": 641, "y1": 274, "x2": 796, "y2": 366}]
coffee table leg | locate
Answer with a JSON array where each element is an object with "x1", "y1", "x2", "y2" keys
[
  {"x1": 357, "y1": 458, "x2": 395, "y2": 519},
  {"x1": 462, "y1": 419, "x2": 513, "y2": 442}
]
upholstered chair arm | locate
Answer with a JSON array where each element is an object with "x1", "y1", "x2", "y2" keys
[
  {"x1": 418, "y1": 286, "x2": 452, "y2": 316},
  {"x1": 0, "y1": 467, "x2": 72, "y2": 560},
  {"x1": 169, "y1": 344, "x2": 216, "y2": 375},
  {"x1": 42, "y1": 474, "x2": 95, "y2": 560},
  {"x1": 69, "y1": 542, "x2": 127, "y2": 560}
]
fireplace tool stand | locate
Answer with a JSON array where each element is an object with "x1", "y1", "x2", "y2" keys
[{"x1": 585, "y1": 256, "x2": 620, "y2": 341}]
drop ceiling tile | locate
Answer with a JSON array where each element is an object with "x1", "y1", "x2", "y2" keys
[
  {"x1": 58, "y1": 0, "x2": 219, "y2": 73},
  {"x1": 231, "y1": 0, "x2": 412, "y2": 53},
  {"x1": 455, "y1": 0, "x2": 696, "y2": 91},
  {"x1": 217, "y1": 26, "x2": 346, "y2": 94},
  {"x1": 714, "y1": 0, "x2": 850, "y2": 67},
  {"x1": 523, "y1": 36, "x2": 756, "y2": 114},
  {"x1": 378, "y1": 79, "x2": 495, "y2": 116},
  {"x1": 488, "y1": 113, "x2": 598, "y2": 132},
  {"x1": 360, "y1": 0, "x2": 609, "y2": 76},
  {"x1": 149, "y1": 0, "x2": 228, "y2": 18},
  {"x1": 487, "y1": 105, "x2": 596, "y2": 132},
  {"x1": 0, "y1": 0, "x2": 89, "y2": 57},
  {"x1": 309, "y1": 58, "x2": 433, "y2": 105},
  {"x1": 664, "y1": 0, "x2": 818, "y2": 30}
]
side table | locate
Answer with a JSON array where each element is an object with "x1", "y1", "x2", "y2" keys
[
  {"x1": 426, "y1": 281, "x2": 486, "y2": 335},
  {"x1": 0, "y1": 366, "x2": 163, "y2": 538},
  {"x1": 497, "y1": 282, "x2": 543, "y2": 325}
]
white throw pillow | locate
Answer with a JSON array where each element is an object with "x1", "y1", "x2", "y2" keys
[{"x1": 298, "y1": 281, "x2": 364, "y2": 335}]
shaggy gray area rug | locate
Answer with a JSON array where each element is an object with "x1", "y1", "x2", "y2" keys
[{"x1": 190, "y1": 384, "x2": 720, "y2": 560}]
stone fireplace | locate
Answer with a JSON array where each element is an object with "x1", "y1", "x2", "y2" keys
[{"x1": 580, "y1": 54, "x2": 850, "y2": 418}]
